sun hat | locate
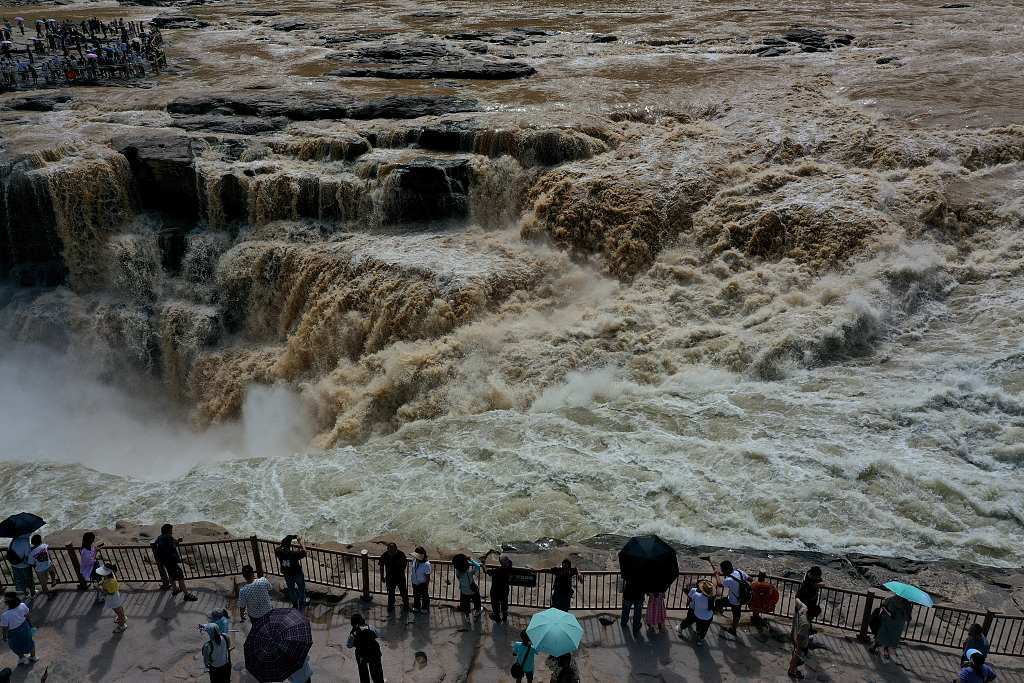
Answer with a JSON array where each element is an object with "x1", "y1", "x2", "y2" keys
[
  {"x1": 95, "y1": 565, "x2": 112, "y2": 576},
  {"x1": 697, "y1": 579, "x2": 715, "y2": 598}
]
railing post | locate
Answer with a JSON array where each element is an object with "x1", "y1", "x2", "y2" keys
[
  {"x1": 982, "y1": 609, "x2": 1000, "y2": 636},
  {"x1": 858, "y1": 590, "x2": 877, "y2": 642},
  {"x1": 65, "y1": 544, "x2": 86, "y2": 589},
  {"x1": 360, "y1": 550, "x2": 371, "y2": 602},
  {"x1": 250, "y1": 536, "x2": 264, "y2": 578}
]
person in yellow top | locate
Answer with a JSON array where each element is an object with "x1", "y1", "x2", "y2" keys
[{"x1": 96, "y1": 564, "x2": 127, "y2": 633}]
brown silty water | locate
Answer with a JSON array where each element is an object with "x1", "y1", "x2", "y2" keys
[{"x1": 0, "y1": 0, "x2": 1023, "y2": 562}]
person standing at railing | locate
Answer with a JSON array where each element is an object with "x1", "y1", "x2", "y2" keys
[
  {"x1": 869, "y1": 594, "x2": 912, "y2": 659},
  {"x1": 153, "y1": 524, "x2": 198, "y2": 602},
  {"x1": 961, "y1": 623, "x2": 990, "y2": 666},
  {"x1": 541, "y1": 559, "x2": 582, "y2": 612},
  {"x1": 484, "y1": 551, "x2": 513, "y2": 624},
  {"x1": 5, "y1": 533, "x2": 34, "y2": 600},
  {"x1": 796, "y1": 566, "x2": 822, "y2": 613},
  {"x1": 713, "y1": 560, "x2": 751, "y2": 637},
  {"x1": 452, "y1": 553, "x2": 483, "y2": 618},
  {"x1": 410, "y1": 547, "x2": 432, "y2": 614},
  {"x1": 749, "y1": 571, "x2": 780, "y2": 627},
  {"x1": 28, "y1": 536, "x2": 55, "y2": 597},
  {"x1": 620, "y1": 577, "x2": 644, "y2": 631},
  {"x1": 379, "y1": 543, "x2": 410, "y2": 612},
  {"x1": 275, "y1": 536, "x2": 308, "y2": 610},
  {"x1": 79, "y1": 532, "x2": 103, "y2": 597},
  {"x1": 787, "y1": 599, "x2": 821, "y2": 680}
]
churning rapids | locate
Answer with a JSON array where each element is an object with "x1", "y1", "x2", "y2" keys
[{"x1": 1, "y1": 0, "x2": 1023, "y2": 566}]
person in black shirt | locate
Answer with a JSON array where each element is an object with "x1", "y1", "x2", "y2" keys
[
  {"x1": 153, "y1": 524, "x2": 197, "y2": 602},
  {"x1": 484, "y1": 550, "x2": 513, "y2": 623},
  {"x1": 796, "y1": 566, "x2": 822, "y2": 609},
  {"x1": 541, "y1": 560, "x2": 582, "y2": 612},
  {"x1": 275, "y1": 535, "x2": 308, "y2": 609},
  {"x1": 378, "y1": 543, "x2": 410, "y2": 611}
]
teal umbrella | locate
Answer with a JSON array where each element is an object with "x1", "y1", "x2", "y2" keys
[
  {"x1": 526, "y1": 608, "x2": 583, "y2": 657},
  {"x1": 884, "y1": 581, "x2": 934, "y2": 608}
]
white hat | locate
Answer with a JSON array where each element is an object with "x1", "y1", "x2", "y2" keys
[{"x1": 95, "y1": 565, "x2": 113, "y2": 576}]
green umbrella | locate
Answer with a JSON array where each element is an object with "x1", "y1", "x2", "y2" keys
[
  {"x1": 883, "y1": 581, "x2": 934, "y2": 608},
  {"x1": 527, "y1": 608, "x2": 583, "y2": 657}
]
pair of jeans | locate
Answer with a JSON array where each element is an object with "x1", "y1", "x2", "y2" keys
[
  {"x1": 386, "y1": 576, "x2": 409, "y2": 608},
  {"x1": 357, "y1": 656, "x2": 384, "y2": 683},
  {"x1": 714, "y1": 598, "x2": 742, "y2": 629},
  {"x1": 620, "y1": 597, "x2": 644, "y2": 628},
  {"x1": 12, "y1": 566, "x2": 34, "y2": 595},
  {"x1": 285, "y1": 573, "x2": 306, "y2": 609},
  {"x1": 412, "y1": 582, "x2": 429, "y2": 611},
  {"x1": 459, "y1": 591, "x2": 481, "y2": 614}
]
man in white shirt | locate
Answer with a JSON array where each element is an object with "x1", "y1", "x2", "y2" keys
[
  {"x1": 238, "y1": 565, "x2": 274, "y2": 623},
  {"x1": 715, "y1": 560, "x2": 750, "y2": 636}
]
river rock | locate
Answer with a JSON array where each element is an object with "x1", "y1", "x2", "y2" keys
[
  {"x1": 112, "y1": 129, "x2": 199, "y2": 219},
  {"x1": 150, "y1": 14, "x2": 209, "y2": 29},
  {"x1": 330, "y1": 59, "x2": 535, "y2": 80},
  {"x1": 168, "y1": 92, "x2": 479, "y2": 120},
  {"x1": 1, "y1": 93, "x2": 73, "y2": 111},
  {"x1": 271, "y1": 21, "x2": 310, "y2": 32}
]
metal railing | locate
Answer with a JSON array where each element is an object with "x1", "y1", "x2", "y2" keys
[{"x1": 1, "y1": 537, "x2": 1018, "y2": 656}]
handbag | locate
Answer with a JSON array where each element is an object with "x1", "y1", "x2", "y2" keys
[{"x1": 510, "y1": 645, "x2": 531, "y2": 677}]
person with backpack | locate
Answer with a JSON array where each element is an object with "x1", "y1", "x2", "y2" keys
[
  {"x1": 749, "y1": 571, "x2": 780, "y2": 627},
  {"x1": 275, "y1": 535, "x2": 308, "y2": 609},
  {"x1": 201, "y1": 622, "x2": 231, "y2": 683},
  {"x1": 713, "y1": 560, "x2": 751, "y2": 636},
  {"x1": 28, "y1": 536, "x2": 55, "y2": 597},
  {"x1": 347, "y1": 613, "x2": 384, "y2": 683},
  {"x1": 6, "y1": 534, "x2": 34, "y2": 599},
  {"x1": 153, "y1": 524, "x2": 197, "y2": 602},
  {"x1": 410, "y1": 547, "x2": 432, "y2": 613},
  {"x1": 511, "y1": 630, "x2": 536, "y2": 682},
  {"x1": 452, "y1": 553, "x2": 482, "y2": 617},
  {"x1": 378, "y1": 543, "x2": 409, "y2": 612}
]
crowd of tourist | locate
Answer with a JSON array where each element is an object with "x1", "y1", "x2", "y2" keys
[
  {"x1": 0, "y1": 526, "x2": 1006, "y2": 682},
  {"x1": 0, "y1": 15, "x2": 165, "y2": 89}
]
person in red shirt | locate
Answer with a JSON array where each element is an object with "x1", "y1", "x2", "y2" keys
[{"x1": 749, "y1": 571, "x2": 780, "y2": 627}]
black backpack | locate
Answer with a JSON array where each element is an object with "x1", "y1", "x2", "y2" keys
[
  {"x1": 5, "y1": 543, "x2": 24, "y2": 565},
  {"x1": 733, "y1": 571, "x2": 753, "y2": 605},
  {"x1": 352, "y1": 626, "x2": 381, "y2": 660}
]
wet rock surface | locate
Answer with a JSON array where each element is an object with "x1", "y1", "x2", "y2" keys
[
  {"x1": 166, "y1": 92, "x2": 480, "y2": 120},
  {"x1": 327, "y1": 37, "x2": 537, "y2": 80}
]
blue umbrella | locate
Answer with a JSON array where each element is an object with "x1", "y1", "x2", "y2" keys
[
  {"x1": 884, "y1": 581, "x2": 933, "y2": 608},
  {"x1": 0, "y1": 513, "x2": 45, "y2": 538},
  {"x1": 526, "y1": 608, "x2": 583, "y2": 657}
]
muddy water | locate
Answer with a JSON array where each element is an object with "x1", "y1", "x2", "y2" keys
[{"x1": 1, "y1": 0, "x2": 1023, "y2": 566}]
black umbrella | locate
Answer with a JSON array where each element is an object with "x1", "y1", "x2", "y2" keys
[
  {"x1": 0, "y1": 513, "x2": 45, "y2": 539},
  {"x1": 244, "y1": 608, "x2": 312, "y2": 682},
  {"x1": 618, "y1": 535, "x2": 679, "y2": 594}
]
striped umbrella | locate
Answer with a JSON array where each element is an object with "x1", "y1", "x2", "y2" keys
[{"x1": 243, "y1": 608, "x2": 313, "y2": 682}]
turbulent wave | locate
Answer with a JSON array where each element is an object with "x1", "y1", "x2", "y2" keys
[{"x1": 2, "y1": 43, "x2": 1024, "y2": 564}]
